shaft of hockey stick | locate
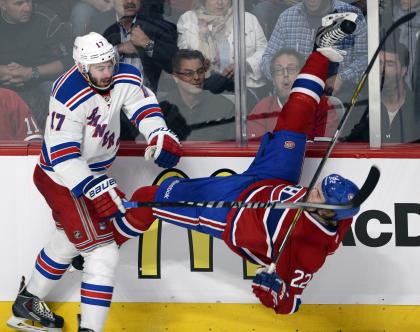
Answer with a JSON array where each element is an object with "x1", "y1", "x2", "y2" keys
[
  {"x1": 266, "y1": 12, "x2": 415, "y2": 274},
  {"x1": 122, "y1": 165, "x2": 379, "y2": 210}
]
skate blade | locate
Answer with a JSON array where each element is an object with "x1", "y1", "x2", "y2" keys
[{"x1": 6, "y1": 316, "x2": 62, "y2": 332}]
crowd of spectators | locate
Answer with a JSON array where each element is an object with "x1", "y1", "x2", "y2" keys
[{"x1": 1, "y1": 0, "x2": 419, "y2": 144}]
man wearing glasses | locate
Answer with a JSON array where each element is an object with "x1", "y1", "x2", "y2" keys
[
  {"x1": 247, "y1": 48, "x2": 339, "y2": 141},
  {"x1": 159, "y1": 49, "x2": 235, "y2": 141}
]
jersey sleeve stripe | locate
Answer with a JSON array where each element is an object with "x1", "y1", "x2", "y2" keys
[
  {"x1": 50, "y1": 141, "x2": 81, "y2": 153},
  {"x1": 131, "y1": 105, "x2": 163, "y2": 127},
  {"x1": 88, "y1": 156, "x2": 116, "y2": 172},
  {"x1": 71, "y1": 175, "x2": 94, "y2": 197},
  {"x1": 51, "y1": 146, "x2": 80, "y2": 160},
  {"x1": 50, "y1": 142, "x2": 81, "y2": 166}
]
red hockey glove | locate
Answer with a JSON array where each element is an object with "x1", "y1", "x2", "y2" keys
[
  {"x1": 84, "y1": 175, "x2": 126, "y2": 219},
  {"x1": 145, "y1": 127, "x2": 181, "y2": 168},
  {"x1": 252, "y1": 267, "x2": 288, "y2": 309}
]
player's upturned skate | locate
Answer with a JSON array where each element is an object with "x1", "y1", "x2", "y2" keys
[
  {"x1": 314, "y1": 12, "x2": 358, "y2": 62},
  {"x1": 7, "y1": 277, "x2": 64, "y2": 332}
]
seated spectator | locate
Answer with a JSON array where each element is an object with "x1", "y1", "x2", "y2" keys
[
  {"x1": 0, "y1": 0, "x2": 72, "y2": 130},
  {"x1": 103, "y1": 0, "x2": 178, "y2": 92},
  {"x1": 261, "y1": 0, "x2": 367, "y2": 99},
  {"x1": 159, "y1": 49, "x2": 235, "y2": 141},
  {"x1": 177, "y1": 0, "x2": 267, "y2": 101},
  {"x1": 247, "y1": 49, "x2": 339, "y2": 141},
  {"x1": 70, "y1": 0, "x2": 114, "y2": 38},
  {"x1": 0, "y1": 88, "x2": 42, "y2": 141},
  {"x1": 344, "y1": 41, "x2": 420, "y2": 143}
]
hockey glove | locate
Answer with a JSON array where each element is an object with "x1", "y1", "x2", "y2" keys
[
  {"x1": 252, "y1": 267, "x2": 288, "y2": 309},
  {"x1": 145, "y1": 127, "x2": 181, "y2": 168},
  {"x1": 83, "y1": 175, "x2": 126, "y2": 219}
]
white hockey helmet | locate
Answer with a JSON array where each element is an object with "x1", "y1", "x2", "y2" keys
[{"x1": 73, "y1": 32, "x2": 117, "y2": 89}]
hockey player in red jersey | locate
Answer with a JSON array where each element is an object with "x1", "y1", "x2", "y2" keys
[
  {"x1": 107, "y1": 13, "x2": 361, "y2": 315},
  {"x1": 7, "y1": 32, "x2": 181, "y2": 332}
]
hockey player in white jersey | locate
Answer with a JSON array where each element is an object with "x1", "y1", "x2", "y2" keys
[{"x1": 7, "y1": 32, "x2": 181, "y2": 332}]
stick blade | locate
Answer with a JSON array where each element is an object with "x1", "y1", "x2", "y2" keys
[{"x1": 349, "y1": 165, "x2": 380, "y2": 207}]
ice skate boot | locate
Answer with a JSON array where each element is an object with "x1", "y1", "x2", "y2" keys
[
  {"x1": 77, "y1": 314, "x2": 94, "y2": 332},
  {"x1": 314, "y1": 12, "x2": 358, "y2": 62},
  {"x1": 6, "y1": 277, "x2": 64, "y2": 332}
]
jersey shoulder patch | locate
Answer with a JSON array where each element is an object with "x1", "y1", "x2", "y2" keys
[{"x1": 51, "y1": 66, "x2": 95, "y2": 111}]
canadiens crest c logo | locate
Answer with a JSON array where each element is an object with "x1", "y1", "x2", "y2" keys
[{"x1": 284, "y1": 140, "x2": 295, "y2": 149}]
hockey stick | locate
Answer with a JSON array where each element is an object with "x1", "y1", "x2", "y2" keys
[
  {"x1": 122, "y1": 165, "x2": 379, "y2": 210},
  {"x1": 266, "y1": 12, "x2": 416, "y2": 273}
]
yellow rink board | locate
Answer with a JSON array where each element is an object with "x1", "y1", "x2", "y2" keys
[{"x1": 1, "y1": 302, "x2": 419, "y2": 332}]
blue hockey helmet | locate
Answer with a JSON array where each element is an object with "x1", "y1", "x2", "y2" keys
[{"x1": 321, "y1": 174, "x2": 360, "y2": 221}]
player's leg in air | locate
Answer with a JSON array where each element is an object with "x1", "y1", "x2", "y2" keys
[{"x1": 109, "y1": 12, "x2": 358, "y2": 247}]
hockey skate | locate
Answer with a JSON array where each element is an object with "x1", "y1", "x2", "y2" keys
[
  {"x1": 314, "y1": 12, "x2": 358, "y2": 62},
  {"x1": 77, "y1": 314, "x2": 94, "y2": 332},
  {"x1": 7, "y1": 277, "x2": 64, "y2": 332}
]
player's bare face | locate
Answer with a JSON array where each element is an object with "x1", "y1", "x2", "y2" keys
[
  {"x1": 175, "y1": 58, "x2": 206, "y2": 94},
  {"x1": 89, "y1": 61, "x2": 115, "y2": 88},
  {"x1": 205, "y1": 0, "x2": 231, "y2": 16},
  {"x1": 306, "y1": 184, "x2": 336, "y2": 220},
  {"x1": 272, "y1": 54, "x2": 300, "y2": 99},
  {"x1": 2, "y1": 0, "x2": 32, "y2": 23}
]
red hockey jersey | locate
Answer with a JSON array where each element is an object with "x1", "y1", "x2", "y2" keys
[{"x1": 222, "y1": 179, "x2": 352, "y2": 314}]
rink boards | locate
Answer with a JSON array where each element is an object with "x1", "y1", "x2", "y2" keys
[{"x1": 1, "y1": 147, "x2": 420, "y2": 330}]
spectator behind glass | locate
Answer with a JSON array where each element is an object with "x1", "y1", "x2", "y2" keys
[
  {"x1": 177, "y1": 0, "x2": 267, "y2": 101},
  {"x1": 0, "y1": 87, "x2": 42, "y2": 141},
  {"x1": 0, "y1": 0, "x2": 72, "y2": 130},
  {"x1": 261, "y1": 0, "x2": 367, "y2": 99},
  {"x1": 247, "y1": 48, "x2": 339, "y2": 141},
  {"x1": 103, "y1": 0, "x2": 178, "y2": 92},
  {"x1": 159, "y1": 49, "x2": 235, "y2": 141},
  {"x1": 344, "y1": 41, "x2": 420, "y2": 143},
  {"x1": 392, "y1": 0, "x2": 420, "y2": 88},
  {"x1": 70, "y1": 0, "x2": 114, "y2": 38}
]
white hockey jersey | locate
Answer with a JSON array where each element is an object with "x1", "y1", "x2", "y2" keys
[{"x1": 39, "y1": 63, "x2": 166, "y2": 197}]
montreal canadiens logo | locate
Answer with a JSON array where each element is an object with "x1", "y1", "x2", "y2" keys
[{"x1": 284, "y1": 140, "x2": 295, "y2": 149}]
